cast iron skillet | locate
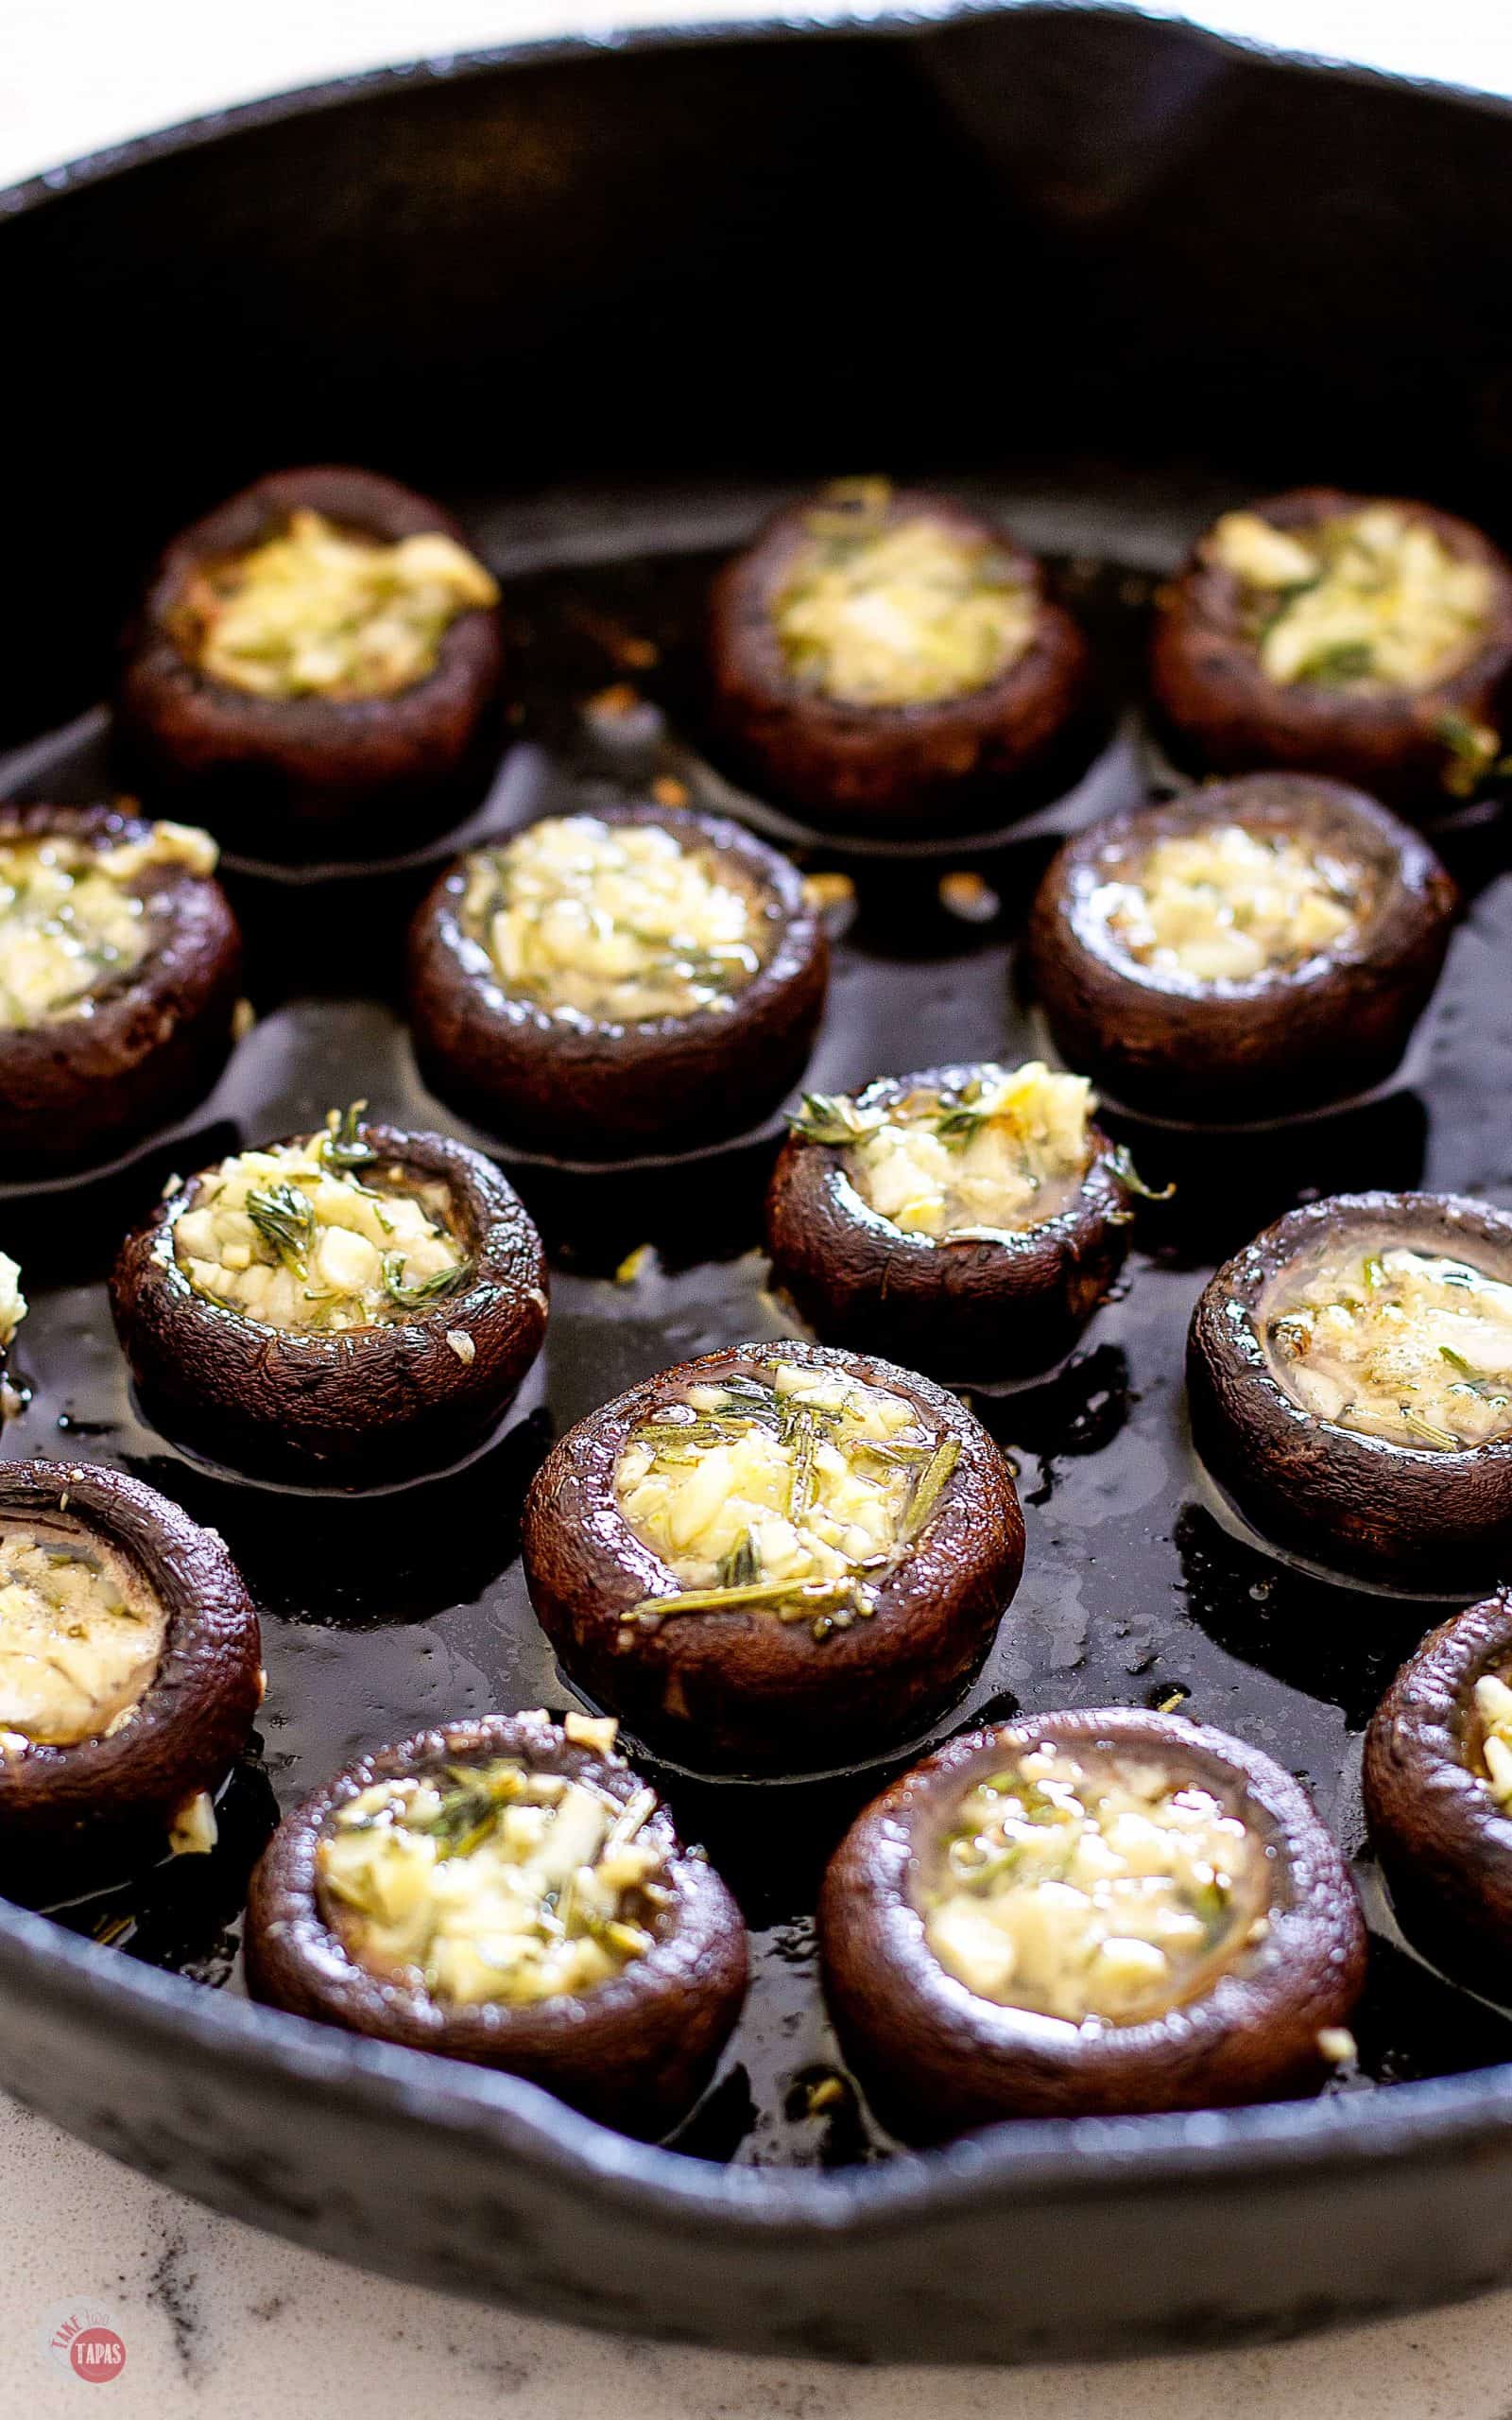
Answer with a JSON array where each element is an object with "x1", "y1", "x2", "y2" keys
[{"x1": 9, "y1": 0, "x2": 1512, "y2": 2368}]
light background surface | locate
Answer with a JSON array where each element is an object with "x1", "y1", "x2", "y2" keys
[{"x1": 6, "y1": 0, "x2": 1512, "y2": 2410}]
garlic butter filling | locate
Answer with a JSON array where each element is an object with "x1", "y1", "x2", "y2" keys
[
  {"x1": 1093, "y1": 825, "x2": 1366, "y2": 984},
  {"x1": 1211, "y1": 505, "x2": 1493, "y2": 692},
  {"x1": 318, "y1": 1757, "x2": 670, "y2": 2006},
  {"x1": 615, "y1": 1358, "x2": 959, "y2": 1640},
  {"x1": 1267, "y1": 1246, "x2": 1512, "y2": 1450},
  {"x1": 922, "y1": 1745, "x2": 1261, "y2": 2025},
  {"x1": 0, "y1": 1527, "x2": 165, "y2": 1750},
  {"x1": 173, "y1": 1109, "x2": 465, "y2": 1333},
  {"x1": 773, "y1": 485, "x2": 1038, "y2": 708},
  {"x1": 461, "y1": 815, "x2": 767, "y2": 1025},
  {"x1": 791, "y1": 1063, "x2": 1094, "y2": 1240},
  {"x1": 0, "y1": 822, "x2": 216, "y2": 1029},
  {"x1": 0, "y1": 1255, "x2": 26, "y2": 1350},
  {"x1": 1474, "y1": 1673, "x2": 1512, "y2": 1807},
  {"x1": 175, "y1": 507, "x2": 499, "y2": 700}
]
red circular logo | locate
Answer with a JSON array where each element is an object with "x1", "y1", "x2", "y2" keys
[{"x1": 69, "y1": 2327, "x2": 126, "y2": 2383}]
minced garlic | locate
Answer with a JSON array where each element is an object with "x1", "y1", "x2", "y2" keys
[
  {"x1": 615, "y1": 1357, "x2": 958, "y2": 1639},
  {"x1": 1095, "y1": 824, "x2": 1366, "y2": 984},
  {"x1": 922, "y1": 1744, "x2": 1258, "y2": 2024},
  {"x1": 791, "y1": 1063, "x2": 1093, "y2": 1241},
  {"x1": 172, "y1": 1109, "x2": 465, "y2": 1333},
  {"x1": 0, "y1": 1256, "x2": 25, "y2": 1351},
  {"x1": 177, "y1": 508, "x2": 499, "y2": 700},
  {"x1": 0, "y1": 823, "x2": 215, "y2": 1028},
  {"x1": 774, "y1": 494, "x2": 1037, "y2": 708},
  {"x1": 0, "y1": 1526, "x2": 165, "y2": 1747},
  {"x1": 1267, "y1": 1245, "x2": 1512, "y2": 1449},
  {"x1": 461, "y1": 815, "x2": 766, "y2": 1023},
  {"x1": 1475, "y1": 1673, "x2": 1512, "y2": 1806},
  {"x1": 1211, "y1": 505, "x2": 1493, "y2": 692},
  {"x1": 318, "y1": 1757, "x2": 669, "y2": 2006}
]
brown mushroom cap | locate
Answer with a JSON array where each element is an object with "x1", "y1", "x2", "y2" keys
[
  {"x1": 764, "y1": 1069, "x2": 1132, "y2": 1380},
  {"x1": 0, "y1": 1460, "x2": 261, "y2": 1843},
  {"x1": 520, "y1": 1338, "x2": 1024, "y2": 1774},
  {"x1": 117, "y1": 465, "x2": 505, "y2": 862},
  {"x1": 1188, "y1": 1191, "x2": 1512, "y2": 1591},
  {"x1": 406, "y1": 801, "x2": 828, "y2": 1162},
  {"x1": 244, "y1": 1710, "x2": 747, "y2": 2139},
  {"x1": 1150, "y1": 488, "x2": 1512, "y2": 810},
  {"x1": 1364, "y1": 1592, "x2": 1512, "y2": 1985},
  {"x1": 110, "y1": 1119, "x2": 547, "y2": 1485},
  {"x1": 819, "y1": 1705, "x2": 1366, "y2": 2141},
  {"x1": 0, "y1": 803, "x2": 243, "y2": 1178},
  {"x1": 706, "y1": 489, "x2": 1092, "y2": 834},
  {"x1": 1025, "y1": 774, "x2": 1456, "y2": 1123}
]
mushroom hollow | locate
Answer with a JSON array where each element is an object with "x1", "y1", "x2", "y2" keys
[
  {"x1": 819, "y1": 1705, "x2": 1366, "y2": 2140},
  {"x1": 244, "y1": 1710, "x2": 747, "y2": 2139},
  {"x1": 706, "y1": 479, "x2": 1092, "y2": 834},
  {"x1": 1364, "y1": 1591, "x2": 1512, "y2": 1988},
  {"x1": 0, "y1": 804, "x2": 243, "y2": 1178},
  {"x1": 1150, "y1": 488, "x2": 1512, "y2": 809},
  {"x1": 0, "y1": 1460, "x2": 261, "y2": 1846},
  {"x1": 1026, "y1": 773, "x2": 1455, "y2": 1123},
  {"x1": 406, "y1": 801, "x2": 828, "y2": 1161},
  {"x1": 117, "y1": 465, "x2": 505, "y2": 862},
  {"x1": 520, "y1": 1339, "x2": 1024, "y2": 1774},
  {"x1": 1189, "y1": 1190, "x2": 1512, "y2": 1590},
  {"x1": 111, "y1": 1112, "x2": 547, "y2": 1485},
  {"x1": 765, "y1": 1062, "x2": 1135, "y2": 1379}
]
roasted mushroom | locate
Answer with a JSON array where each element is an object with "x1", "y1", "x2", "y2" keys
[
  {"x1": 1189, "y1": 1191, "x2": 1512, "y2": 1590},
  {"x1": 0, "y1": 1460, "x2": 261, "y2": 1848},
  {"x1": 111, "y1": 1109, "x2": 547, "y2": 1486},
  {"x1": 407, "y1": 802, "x2": 828, "y2": 1161},
  {"x1": 765, "y1": 1061, "x2": 1139, "y2": 1380},
  {"x1": 1026, "y1": 774, "x2": 1456, "y2": 1123},
  {"x1": 1364, "y1": 1593, "x2": 1512, "y2": 1989},
  {"x1": 706, "y1": 478, "x2": 1091, "y2": 833},
  {"x1": 521, "y1": 1340, "x2": 1024, "y2": 1774},
  {"x1": 117, "y1": 466, "x2": 505, "y2": 861},
  {"x1": 1150, "y1": 489, "x2": 1512, "y2": 808},
  {"x1": 0, "y1": 804, "x2": 242, "y2": 1179},
  {"x1": 245, "y1": 1709, "x2": 747, "y2": 2138},
  {"x1": 819, "y1": 1705, "x2": 1366, "y2": 2139}
]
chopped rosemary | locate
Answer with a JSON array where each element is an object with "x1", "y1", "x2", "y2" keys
[
  {"x1": 1107, "y1": 1144, "x2": 1175, "y2": 1202},
  {"x1": 245, "y1": 1182, "x2": 315, "y2": 1269},
  {"x1": 1363, "y1": 1253, "x2": 1387, "y2": 1289},
  {"x1": 1299, "y1": 639, "x2": 1375, "y2": 686},
  {"x1": 716, "y1": 1532, "x2": 762, "y2": 1588},
  {"x1": 322, "y1": 1099, "x2": 377, "y2": 1170},
  {"x1": 784, "y1": 1406, "x2": 818, "y2": 1520},
  {"x1": 900, "y1": 1436, "x2": 960, "y2": 1541},
  {"x1": 626, "y1": 1573, "x2": 855, "y2": 1623},
  {"x1": 1440, "y1": 1345, "x2": 1509, "y2": 1405},
  {"x1": 381, "y1": 1253, "x2": 469, "y2": 1310},
  {"x1": 786, "y1": 1091, "x2": 884, "y2": 1148},
  {"x1": 1400, "y1": 1405, "x2": 1459, "y2": 1450}
]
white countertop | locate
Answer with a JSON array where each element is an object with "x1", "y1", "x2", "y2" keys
[{"x1": 7, "y1": 0, "x2": 1512, "y2": 2411}]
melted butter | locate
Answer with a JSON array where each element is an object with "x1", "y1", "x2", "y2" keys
[
  {"x1": 1093, "y1": 823, "x2": 1366, "y2": 985},
  {"x1": 176, "y1": 507, "x2": 499, "y2": 700},
  {"x1": 0, "y1": 823, "x2": 214, "y2": 1028},
  {"x1": 807, "y1": 1062, "x2": 1094, "y2": 1242},
  {"x1": 318, "y1": 1757, "x2": 668, "y2": 2006},
  {"x1": 922, "y1": 1743, "x2": 1260, "y2": 2025},
  {"x1": 773, "y1": 496, "x2": 1038, "y2": 708},
  {"x1": 614, "y1": 1360, "x2": 958, "y2": 1638},
  {"x1": 1267, "y1": 1244, "x2": 1512, "y2": 1448},
  {"x1": 462, "y1": 815, "x2": 766, "y2": 1024},
  {"x1": 172, "y1": 1112, "x2": 464, "y2": 1334},
  {"x1": 1211, "y1": 505, "x2": 1493, "y2": 692},
  {"x1": 0, "y1": 1526, "x2": 165, "y2": 1749}
]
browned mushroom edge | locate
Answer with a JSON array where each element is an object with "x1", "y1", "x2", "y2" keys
[
  {"x1": 1364, "y1": 1592, "x2": 1512, "y2": 1989},
  {"x1": 244, "y1": 1710, "x2": 747, "y2": 2138},
  {"x1": 705, "y1": 485, "x2": 1092, "y2": 835},
  {"x1": 520, "y1": 1339, "x2": 1024, "y2": 1775},
  {"x1": 1025, "y1": 774, "x2": 1457, "y2": 1124},
  {"x1": 116, "y1": 465, "x2": 506, "y2": 863},
  {"x1": 818, "y1": 1705, "x2": 1366, "y2": 2141},
  {"x1": 1188, "y1": 1191, "x2": 1512, "y2": 1592},
  {"x1": 0, "y1": 804, "x2": 243, "y2": 1178},
  {"x1": 110, "y1": 1119, "x2": 548, "y2": 1487},
  {"x1": 0, "y1": 1459, "x2": 262, "y2": 1846},
  {"x1": 764, "y1": 1067, "x2": 1135, "y2": 1381},
  {"x1": 406, "y1": 801, "x2": 828, "y2": 1162},
  {"x1": 1149, "y1": 487, "x2": 1512, "y2": 810}
]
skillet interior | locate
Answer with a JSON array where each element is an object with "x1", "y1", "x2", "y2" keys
[{"x1": 7, "y1": 1, "x2": 1512, "y2": 2360}]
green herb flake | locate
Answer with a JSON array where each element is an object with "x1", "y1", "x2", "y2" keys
[
  {"x1": 245, "y1": 1182, "x2": 316, "y2": 1270},
  {"x1": 322, "y1": 1100, "x2": 377, "y2": 1170},
  {"x1": 382, "y1": 1253, "x2": 469, "y2": 1311}
]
